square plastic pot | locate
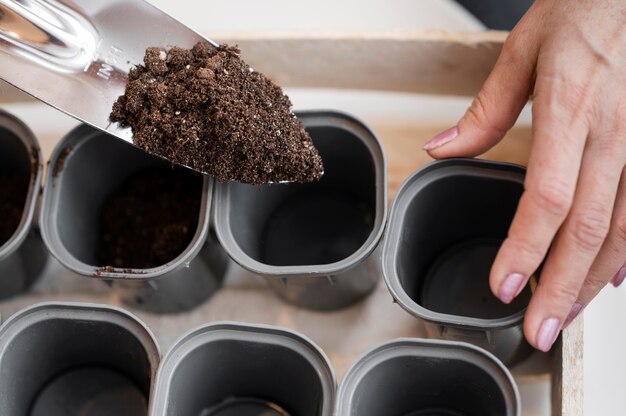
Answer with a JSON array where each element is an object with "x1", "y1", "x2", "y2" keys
[
  {"x1": 40, "y1": 125, "x2": 227, "y2": 313},
  {"x1": 0, "y1": 110, "x2": 47, "y2": 299},
  {"x1": 383, "y1": 158, "x2": 533, "y2": 365},
  {"x1": 335, "y1": 338, "x2": 520, "y2": 416},
  {"x1": 214, "y1": 110, "x2": 387, "y2": 310},
  {"x1": 0, "y1": 302, "x2": 160, "y2": 416},
  {"x1": 150, "y1": 322, "x2": 336, "y2": 416}
]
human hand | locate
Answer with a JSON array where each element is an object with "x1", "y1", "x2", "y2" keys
[{"x1": 423, "y1": 0, "x2": 626, "y2": 352}]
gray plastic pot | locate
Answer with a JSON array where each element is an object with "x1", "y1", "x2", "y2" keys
[
  {"x1": 0, "y1": 302, "x2": 160, "y2": 416},
  {"x1": 383, "y1": 158, "x2": 533, "y2": 365},
  {"x1": 150, "y1": 322, "x2": 336, "y2": 416},
  {"x1": 214, "y1": 110, "x2": 387, "y2": 310},
  {"x1": 335, "y1": 338, "x2": 520, "y2": 416},
  {"x1": 40, "y1": 125, "x2": 227, "y2": 313},
  {"x1": 0, "y1": 110, "x2": 47, "y2": 299}
]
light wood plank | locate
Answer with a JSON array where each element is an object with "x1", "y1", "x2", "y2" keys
[
  {"x1": 215, "y1": 31, "x2": 506, "y2": 95},
  {"x1": 552, "y1": 317, "x2": 584, "y2": 416},
  {"x1": 374, "y1": 123, "x2": 532, "y2": 201},
  {"x1": 0, "y1": 30, "x2": 507, "y2": 103}
]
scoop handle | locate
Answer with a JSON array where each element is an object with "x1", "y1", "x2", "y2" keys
[{"x1": 0, "y1": 0, "x2": 99, "y2": 72}]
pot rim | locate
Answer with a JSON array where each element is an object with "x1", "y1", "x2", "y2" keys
[
  {"x1": 382, "y1": 158, "x2": 528, "y2": 330},
  {"x1": 335, "y1": 337, "x2": 520, "y2": 416},
  {"x1": 149, "y1": 321, "x2": 336, "y2": 416},
  {"x1": 214, "y1": 109, "x2": 388, "y2": 278},
  {"x1": 39, "y1": 124, "x2": 212, "y2": 280},
  {"x1": 0, "y1": 110, "x2": 43, "y2": 262}
]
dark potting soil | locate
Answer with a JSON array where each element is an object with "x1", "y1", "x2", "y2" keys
[
  {"x1": 93, "y1": 265, "x2": 144, "y2": 277},
  {"x1": 97, "y1": 167, "x2": 202, "y2": 269},
  {"x1": 31, "y1": 146, "x2": 40, "y2": 179},
  {"x1": 110, "y1": 42, "x2": 323, "y2": 185},
  {"x1": 52, "y1": 146, "x2": 73, "y2": 177},
  {"x1": 0, "y1": 172, "x2": 28, "y2": 245}
]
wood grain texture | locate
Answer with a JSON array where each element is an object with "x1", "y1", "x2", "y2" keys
[
  {"x1": 215, "y1": 31, "x2": 506, "y2": 96},
  {"x1": 0, "y1": 30, "x2": 507, "y2": 103},
  {"x1": 373, "y1": 123, "x2": 532, "y2": 201},
  {"x1": 552, "y1": 317, "x2": 585, "y2": 416}
]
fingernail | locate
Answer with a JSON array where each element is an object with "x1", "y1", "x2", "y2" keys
[
  {"x1": 423, "y1": 126, "x2": 459, "y2": 150},
  {"x1": 498, "y1": 273, "x2": 526, "y2": 304},
  {"x1": 613, "y1": 267, "x2": 626, "y2": 287},
  {"x1": 563, "y1": 302, "x2": 584, "y2": 328},
  {"x1": 536, "y1": 317, "x2": 561, "y2": 352}
]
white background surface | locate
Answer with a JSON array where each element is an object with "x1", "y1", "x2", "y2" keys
[{"x1": 2, "y1": 1, "x2": 624, "y2": 415}]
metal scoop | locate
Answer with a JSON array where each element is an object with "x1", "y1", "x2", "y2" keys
[{"x1": 0, "y1": 0, "x2": 218, "y2": 157}]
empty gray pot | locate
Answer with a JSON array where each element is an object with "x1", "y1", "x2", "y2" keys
[
  {"x1": 0, "y1": 110, "x2": 47, "y2": 299},
  {"x1": 383, "y1": 159, "x2": 533, "y2": 365},
  {"x1": 336, "y1": 338, "x2": 520, "y2": 416},
  {"x1": 214, "y1": 110, "x2": 387, "y2": 310},
  {"x1": 149, "y1": 322, "x2": 336, "y2": 416},
  {"x1": 0, "y1": 302, "x2": 160, "y2": 416},
  {"x1": 40, "y1": 125, "x2": 227, "y2": 313}
]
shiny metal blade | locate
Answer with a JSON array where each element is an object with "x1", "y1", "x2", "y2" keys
[{"x1": 0, "y1": 0, "x2": 218, "y2": 145}]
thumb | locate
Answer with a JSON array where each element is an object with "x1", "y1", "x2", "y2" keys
[{"x1": 424, "y1": 33, "x2": 536, "y2": 159}]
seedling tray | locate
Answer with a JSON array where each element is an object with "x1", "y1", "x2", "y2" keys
[{"x1": 0, "y1": 31, "x2": 581, "y2": 416}]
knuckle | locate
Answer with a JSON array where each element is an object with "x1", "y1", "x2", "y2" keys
[
  {"x1": 529, "y1": 178, "x2": 574, "y2": 218},
  {"x1": 534, "y1": 70, "x2": 593, "y2": 126},
  {"x1": 508, "y1": 237, "x2": 546, "y2": 264},
  {"x1": 580, "y1": 274, "x2": 607, "y2": 298},
  {"x1": 465, "y1": 93, "x2": 507, "y2": 138},
  {"x1": 503, "y1": 19, "x2": 534, "y2": 55},
  {"x1": 466, "y1": 94, "x2": 490, "y2": 126},
  {"x1": 501, "y1": 33, "x2": 523, "y2": 62},
  {"x1": 588, "y1": 115, "x2": 625, "y2": 155},
  {"x1": 559, "y1": 77, "x2": 591, "y2": 112},
  {"x1": 591, "y1": 133, "x2": 621, "y2": 155},
  {"x1": 542, "y1": 280, "x2": 580, "y2": 308},
  {"x1": 612, "y1": 212, "x2": 626, "y2": 242},
  {"x1": 567, "y1": 207, "x2": 610, "y2": 251}
]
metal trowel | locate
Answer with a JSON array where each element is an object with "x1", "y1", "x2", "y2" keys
[{"x1": 0, "y1": 0, "x2": 218, "y2": 166}]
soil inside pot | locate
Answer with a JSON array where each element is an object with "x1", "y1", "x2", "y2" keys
[
  {"x1": 110, "y1": 42, "x2": 323, "y2": 185},
  {"x1": 0, "y1": 172, "x2": 29, "y2": 246},
  {"x1": 96, "y1": 167, "x2": 202, "y2": 269},
  {"x1": 52, "y1": 146, "x2": 73, "y2": 177}
]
